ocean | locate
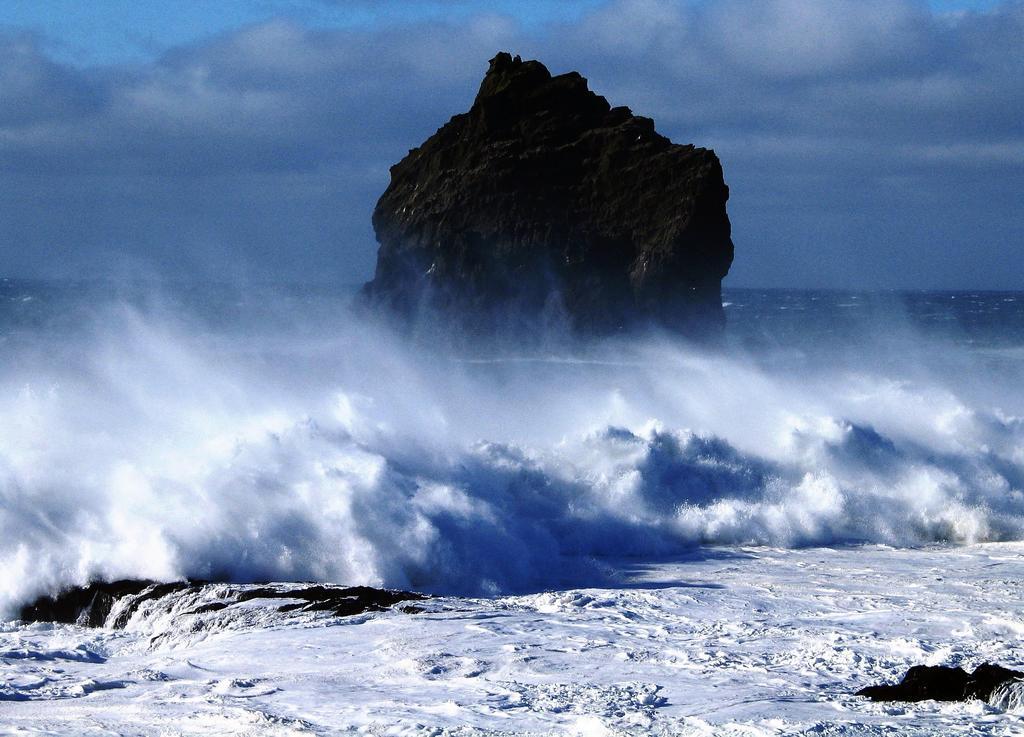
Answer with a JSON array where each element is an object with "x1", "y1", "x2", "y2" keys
[{"x1": 2, "y1": 279, "x2": 1023, "y2": 734}]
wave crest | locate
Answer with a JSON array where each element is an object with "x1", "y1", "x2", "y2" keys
[{"x1": 2, "y1": 299, "x2": 1023, "y2": 614}]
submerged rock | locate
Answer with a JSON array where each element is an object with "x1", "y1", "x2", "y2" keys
[
  {"x1": 361, "y1": 52, "x2": 734, "y2": 340},
  {"x1": 19, "y1": 580, "x2": 427, "y2": 629},
  {"x1": 857, "y1": 663, "x2": 1024, "y2": 703}
]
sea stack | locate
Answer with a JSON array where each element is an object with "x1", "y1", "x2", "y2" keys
[{"x1": 361, "y1": 52, "x2": 734, "y2": 339}]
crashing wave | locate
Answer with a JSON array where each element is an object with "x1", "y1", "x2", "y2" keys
[{"x1": 1, "y1": 296, "x2": 1023, "y2": 615}]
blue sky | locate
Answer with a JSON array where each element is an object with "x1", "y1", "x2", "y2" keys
[
  {"x1": 1, "y1": 0, "x2": 1022, "y2": 287},
  {"x1": 5, "y1": 1, "x2": 608, "y2": 65},
  {"x1": 4, "y1": 0, "x2": 1003, "y2": 66}
]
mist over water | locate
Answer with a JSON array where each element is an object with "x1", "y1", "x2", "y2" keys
[{"x1": 2, "y1": 279, "x2": 1023, "y2": 616}]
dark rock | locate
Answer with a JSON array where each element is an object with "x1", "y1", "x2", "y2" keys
[
  {"x1": 19, "y1": 580, "x2": 158, "y2": 628},
  {"x1": 19, "y1": 580, "x2": 428, "y2": 629},
  {"x1": 857, "y1": 663, "x2": 1024, "y2": 702},
  {"x1": 188, "y1": 602, "x2": 230, "y2": 615},
  {"x1": 361, "y1": 52, "x2": 734, "y2": 340},
  {"x1": 240, "y1": 584, "x2": 428, "y2": 617},
  {"x1": 967, "y1": 663, "x2": 1024, "y2": 700}
]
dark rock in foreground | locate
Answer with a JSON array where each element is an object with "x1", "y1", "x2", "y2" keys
[
  {"x1": 857, "y1": 663, "x2": 1024, "y2": 702},
  {"x1": 20, "y1": 580, "x2": 428, "y2": 629},
  {"x1": 362, "y1": 52, "x2": 734, "y2": 340}
]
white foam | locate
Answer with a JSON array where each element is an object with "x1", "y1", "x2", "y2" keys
[
  {"x1": 3, "y1": 546, "x2": 1024, "y2": 734},
  {"x1": 989, "y1": 678, "x2": 1024, "y2": 712},
  {"x1": 1, "y1": 298, "x2": 1023, "y2": 614}
]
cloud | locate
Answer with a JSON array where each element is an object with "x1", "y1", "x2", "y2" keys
[
  {"x1": 0, "y1": 32, "x2": 104, "y2": 127},
  {"x1": 705, "y1": 0, "x2": 933, "y2": 79},
  {"x1": 0, "y1": 1, "x2": 1021, "y2": 286}
]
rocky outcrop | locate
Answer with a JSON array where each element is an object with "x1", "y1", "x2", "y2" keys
[
  {"x1": 19, "y1": 580, "x2": 428, "y2": 628},
  {"x1": 18, "y1": 580, "x2": 175, "y2": 628},
  {"x1": 857, "y1": 663, "x2": 1024, "y2": 703},
  {"x1": 361, "y1": 52, "x2": 734, "y2": 339}
]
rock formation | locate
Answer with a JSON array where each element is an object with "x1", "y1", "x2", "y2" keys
[
  {"x1": 857, "y1": 663, "x2": 1024, "y2": 703},
  {"x1": 20, "y1": 580, "x2": 427, "y2": 628},
  {"x1": 361, "y1": 52, "x2": 734, "y2": 339}
]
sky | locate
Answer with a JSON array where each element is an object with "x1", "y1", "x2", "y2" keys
[{"x1": 0, "y1": 0, "x2": 1021, "y2": 288}]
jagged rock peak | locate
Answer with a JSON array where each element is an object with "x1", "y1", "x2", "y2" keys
[
  {"x1": 478, "y1": 52, "x2": 552, "y2": 96},
  {"x1": 361, "y1": 52, "x2": 735, "y2": 340}
]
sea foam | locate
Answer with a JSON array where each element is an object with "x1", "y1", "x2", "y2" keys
[{"x1": 1, "y1": 289, "x2": 1023, "y2": 616}]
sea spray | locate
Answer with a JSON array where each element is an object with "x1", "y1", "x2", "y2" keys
[{"x1": 1, "y1": 283, "x2": 1023, "y2": 616}]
